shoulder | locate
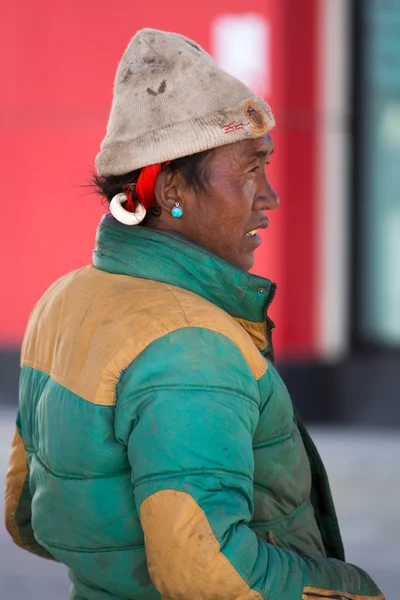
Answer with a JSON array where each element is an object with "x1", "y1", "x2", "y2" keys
[
  {"x1": 22, "y1": 266, "x2": 266, "y2": 406},
  {"x1": 108, "y1": 275, "x2": 267, "y2": 383}
]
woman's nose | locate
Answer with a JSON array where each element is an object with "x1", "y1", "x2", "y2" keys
[
  {"x1": 266, "y1": 188, "x2": 280, "y2": 210},
  {"x1": 254, "y1": 183, "x2": 280, "y2": 211}
]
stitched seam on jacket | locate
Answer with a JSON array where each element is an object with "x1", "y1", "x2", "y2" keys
[
  {"x1": 21, "y1": 363, "x2": 117, "y2": 408},
  {"x1": 165, "y1": 285, "x2": 191, "y2": 326},
  {"x1": 249, "y1": 498, "x2": 311, "y2": 531},
  {"x1": 116, "y1": 384, "x2": 260, "y2": 413},
  {"x1": 133, "y1": 467, "x2": 253, "y2": 489},
  {"x1": 21, "y1": 361, "x2": 50, "y2": 378},
  {"x1": 32, "y1": 453, "x2": 130, "y2": 481},
  {"x1": 36, "y1": 538, "x2": 144, "y2": 553},
  {"x1": 252, "y1": 430, "x2": 293, "y2": 449},
  {"x1": 253, "y1": 481, "x2": 286, "y2": 496},
  {"x1": 24, "y1": 339, "x2": 265, "y2": 406}
]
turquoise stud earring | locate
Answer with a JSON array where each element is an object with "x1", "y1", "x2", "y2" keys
[{"x1": 171, "y1": 202, "x2": 183, "y2": 218}]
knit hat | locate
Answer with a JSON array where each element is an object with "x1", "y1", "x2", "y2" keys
[{"x1": 95, "y1": 28, "x2": 275, "y2": 177}]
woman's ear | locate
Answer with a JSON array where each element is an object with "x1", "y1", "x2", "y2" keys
[{"x1": 154, "y1": 169, "x2": 185, "y2": 214}]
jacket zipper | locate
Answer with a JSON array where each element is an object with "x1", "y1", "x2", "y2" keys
[
  {"x1": 266, "y1": 282, "x2": 277, "y2": 311},
  {"x1": 265, "y1": 283, "x2": 277, "y2": 361}
]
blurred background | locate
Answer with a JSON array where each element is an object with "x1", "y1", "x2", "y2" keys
[{"x1": 1, "y1": 0, "x2": 399, "y2": 597}]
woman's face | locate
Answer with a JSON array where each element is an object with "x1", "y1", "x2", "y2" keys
[{"x1": 155, "y1": 134, "x2": 279, "y2": 271}]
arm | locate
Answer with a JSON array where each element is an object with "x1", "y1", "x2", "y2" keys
[
  {"x1": 115, "y1": 327, "x2": 384, "y2": 600},
  {"x1": 4, "y1": 415, "x2": 55, "y2": 560}
]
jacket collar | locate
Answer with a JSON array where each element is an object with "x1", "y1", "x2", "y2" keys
[{"x1": 93, "y1": 215, "x2": 276, "y2": 352}]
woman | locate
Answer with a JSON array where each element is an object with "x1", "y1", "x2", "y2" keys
[{"x1": 5, "y1": 28, "x2": 384, "y2": 600}]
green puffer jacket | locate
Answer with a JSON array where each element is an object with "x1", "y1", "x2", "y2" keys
[{"x1": 5, "y1": 215, "x2": 383, "y2": 600}]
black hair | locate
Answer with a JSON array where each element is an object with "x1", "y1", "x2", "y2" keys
[{"x1": 93, "y1": 148, "x2": 214, "y2": 220}]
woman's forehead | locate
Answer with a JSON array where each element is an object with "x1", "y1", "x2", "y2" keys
[{"x1": 215, "y1": 134, "x2": 274, "y2": 165}]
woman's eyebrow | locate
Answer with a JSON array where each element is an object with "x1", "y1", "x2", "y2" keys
[
  {"x1": 257, "y1": 145, "x2": 274, "y2": 157},
  {"x1": 244, "y1": 147, "x2": 274, "y2": 164}
]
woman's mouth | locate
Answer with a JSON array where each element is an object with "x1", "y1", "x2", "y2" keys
[
  {"x1": 245, "y1": 218, "x2": 269, "y2": 238},
  {"x1": 245, "y1": 219, "x2": 269, "y2": 245},
  {"x1": 245, "y1": 229, "x2": 262, "y2": 246}
]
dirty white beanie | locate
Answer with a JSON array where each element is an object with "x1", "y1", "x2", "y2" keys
[{"x1": 95, "y1": 28, "x2": 275, "y2": 176}]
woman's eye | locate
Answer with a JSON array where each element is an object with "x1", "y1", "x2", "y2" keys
[
  {"x1": 266, "y1": 159, "x2": 272, "y2": 167},
  {"x1": 249, "y1": 166, "x2": 259, "y2": 174}
]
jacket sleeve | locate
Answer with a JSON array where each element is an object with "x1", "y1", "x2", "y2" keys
[
  {"x1": 115, "y1": 327, "x2": 384, "y2": 600},
  {"x1": 4, "y1": 415, "x2": 55, "y2": 560}
]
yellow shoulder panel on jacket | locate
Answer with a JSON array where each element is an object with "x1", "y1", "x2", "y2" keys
[
  {"x1": 21, "y1": 266, "x2": 267, "y2": 405},
  {"x1": 302, "y1": 587, "x2": 385, "y2": 600},
  {"x1": 234, "y1": 318, "x2": 267, "y2": 351},
  {"x1": 140, "y1": 489, "x2": 262, "y2": 600},
  {"x1": 4, "y1": 427, "x2": 28, "y2": 548}
]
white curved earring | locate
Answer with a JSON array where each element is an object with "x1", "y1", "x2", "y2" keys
[{"x1": 109, "y1": 193, "x2": 146, "y2": 226}]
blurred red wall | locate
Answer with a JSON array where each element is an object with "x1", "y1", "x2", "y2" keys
[{"x1": 0, "y1": 0, "x2": 318, "y2": 358}]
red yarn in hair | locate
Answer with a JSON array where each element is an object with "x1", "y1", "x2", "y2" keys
[
  {"x1": 124, "y1": 161, "x2": 170, "y2": 213},
  {"x1": 124, "y1": 186, "x2": 136, "y2": 212}
]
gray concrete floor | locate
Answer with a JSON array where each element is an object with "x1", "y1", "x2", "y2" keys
[{"x1": 0, "y1": 406, "x2": 398, "y2": 599}]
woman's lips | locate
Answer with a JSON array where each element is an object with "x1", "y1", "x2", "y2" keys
[{"x1": 244, "y1": 230, "x2": 262, "y2": 246}]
